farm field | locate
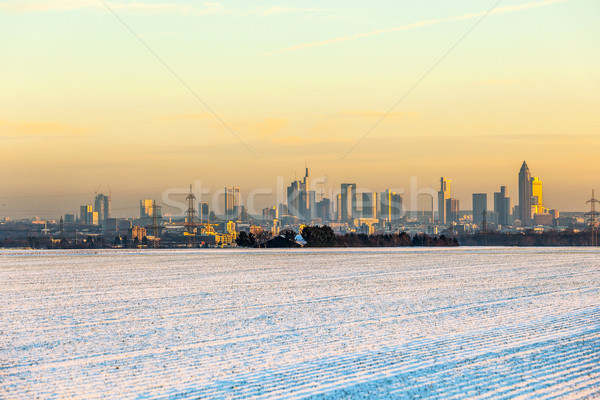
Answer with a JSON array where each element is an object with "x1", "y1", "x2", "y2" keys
[{"x1": 1, "y1": 248, "x2": 599, "y2": 399}]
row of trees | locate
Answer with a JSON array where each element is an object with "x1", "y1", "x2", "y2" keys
[
  {"x1": 334, "y1": 232, "x2": 458, "y2": 247},
  {"x1": 235, "y1": 226, "x2": 459, "y2": 248}
]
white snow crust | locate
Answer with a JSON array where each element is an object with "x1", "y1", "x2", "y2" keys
[{"x1": 1, "y1": 248, "x2": 599, "y2": 399}]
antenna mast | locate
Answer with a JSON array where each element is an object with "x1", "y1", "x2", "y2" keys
[
  {"x1": 586, "y1": 190, "x2": 599, "y2": 246},
  {"x1": 186, "y1": 184, "x2": 197, "y2": 247}
]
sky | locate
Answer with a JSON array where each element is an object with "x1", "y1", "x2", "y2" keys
[{"x1": 1, "y1": 0, "x2": 599, "y2": 218}]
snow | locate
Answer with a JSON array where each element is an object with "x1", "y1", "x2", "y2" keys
[{"x1": 1, "y1": 248, "x2": 599, "y2": 399}]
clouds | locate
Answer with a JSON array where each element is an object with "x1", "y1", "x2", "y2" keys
[
  {"x1": 268, "y1": 0, "x2": 572, "y2": 54},
  {"x1": 0, "y1": 120, "x2": 91, "y2": 137}
]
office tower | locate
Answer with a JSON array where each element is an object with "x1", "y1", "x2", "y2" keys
[
  {"x1": 140, "y1": 199, "x2": 154, "y2": 219},
  {"x1": 361, "y1": 192, "x2": 378, "y2": 219},
  {"x1": 518, "y1": 161, "x2": 532, "y2": 225},
  {"x1": 472, "y1": 193, "x2": 488, "y2": 226},
  {"x1": 91, "y1": 211, "x2": 99, "y2": 226},
  {"x1": 64, "y1": 214, "x2": 75, "y2": 223},
  {"x1": 198, "y1": 202, "x2": 209, "y2": 224},
  {"x1": 79, "y1": 205, "x2": 93, "y2": 225},
  {"x1": 438, "y1": 177, "x2": 451, "y2": 224},
  {"x1": 224, "y1": 187, "x2": 240, "y2": 220},
  {"x1": 380, "y1": 190, "x2": 403, "y2": 223},
  {"x1": 302, "y1": 168, "x2": 310, "y2": 218},
  {"x1": 308, "y1": 190, "x2": 316, "y2": 219},
  {"x1": 494, "y1": 186, "x2": 511, "y2": 226},
  {"x1": 340, "y1": 183, "x2": 357, "y2": 223},
  {"x1": 336, "y1": 194, "x2": 343, "y2": 222},
  {"x1": 286, "y1": 168, "x2": 312, "y2": 222},
  {"x1": 278, "y1": 203, "x2": 289, "y2": 217},
  {"x1": 531, "y1": 177, "x2": 543, "y2": 215},
  {"x1": 316, "y1": 198, "x2": 331, "y2": 222},
  {"x1": 94, "y1": 194, "x2": 111, "y2": 221},
  {"x1": 446, "y1": 198, "x2": 460, "y2": 224},
  {"x1": 262, "y1": 206, "x2": 278, "y2": 221}
]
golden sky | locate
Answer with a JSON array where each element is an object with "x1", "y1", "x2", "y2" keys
[{"x1": 1, "y1": 0, "x2": 599, "y2": 217}]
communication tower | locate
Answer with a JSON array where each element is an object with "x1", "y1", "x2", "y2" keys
[{"x1": 586, "y1": 190, "x2": 600, "y2": 246}]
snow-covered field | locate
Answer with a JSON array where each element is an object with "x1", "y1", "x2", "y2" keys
[{"x1": 1, "y1": 248, "x2": 599, "y2": 399}]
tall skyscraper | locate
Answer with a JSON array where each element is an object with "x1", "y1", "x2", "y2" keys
[
  {"x1": 286, "y1": 168, "x2": 312, "y2": 222},
  {"x1": 80, "y1": 205, "x2": 93, "y2": 225},
  {"x1": 140, "y1": 199, "x2": 154, "y2": 219},
  {"x1": 446, "y1": 198, "x2": 460, "y2": 224},
  {"x1": 316, "y1": 198, "x2": 331, "y2": 222},
  {"x1": 531, "y1": 177, "x2": 543, "y2": 215},
  {"x1": 472, "y1": 193, "x2": 487, "y2": 226},
  {"x1": 361, "y1": 192, "x2": 378, "y2": 219},
  {"x1": 198, "y1": 202, "x2": 209, "y2": 224},
  {"x1": 380, "y1": 190, "x2": 402, "y2": 223},
  {"x1": 494, "y1": 186, "x2": 511, "y2": 227},
  {"x1": 438, "y1": 177, "x2": 451, "y2": 224},
  {"x1": 224, "y1": 187, "x2": 240, "y2": 220},
  {"x1": 94, "y1": 194, "x2": 111, "y2": 221},
  {"x1": 340, "y1": 183, "x2": 357, "y2": 223},
  {"x1": 518, "y1": 161, "x2": 532, "y2": 225}
]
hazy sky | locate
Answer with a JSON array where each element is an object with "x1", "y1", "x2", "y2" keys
[{"x1": 1, "y1": 0, "x2": 599, "y2": 218}]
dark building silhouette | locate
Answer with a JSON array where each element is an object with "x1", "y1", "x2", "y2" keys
[{"x1": 518, "y1": 161, "x2": 532, "y2": 225}]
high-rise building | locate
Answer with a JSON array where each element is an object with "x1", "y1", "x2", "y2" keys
[
  {"x1": 380, "y1": 190, "x2": 402, "y2": 223},
  {"x1": 286, "y1": 168, "x2": 311, "y2": 222},
  {"x1": 518, "y1": 161, "x2": 532, "y2": 225},
  {"x1": 80, "y1": 205, "x2": 93, "y2": 225},
  {"x1": 336, "y1": 194, "x2": 343, "y2": 222},
  {"x1": 361, "y1": 192, "x2": 378, "y2": 219},
  {"x1": 278, "y1": 203, "x2": 289, "y2": 217},
  {"x1": 316, "y1": 198, "x2": 331, "y2": 222},
  {"x1": 472, "y1": 193, "x2": 487, "y2": 226},
  {"x1": 224, "y1": 187, "x2": 240, "y2": 220},
  {"x1": 198, "y1": 202, "x2": 209, "y2": 224},
  {"x1": 438, "y1": 177, "x2": 451, "y2": 224},
  {"x1": 531, "y1": 177, "x2": 543, "y2": 215},
  {"x1": 140, "y1": 199, "x2": 154, "y2": 219},
  {"x1": 340, "y1": 183, "x2": 357, "y2": 223},
  {"x1": 94, "y1": 194, "x2": 111, "y2": 222},
  {"x1": 262, "y1": 206, "x2": 278, "y2": 221},
  {"x1": 446, "y1": 198, "x2": 460, "y2": 224},
  {"x1": 494, "y1": 186, "x2": 511, "y2": 227}
]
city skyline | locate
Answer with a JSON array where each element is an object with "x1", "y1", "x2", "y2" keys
[
  {"x1": 0, "y1": 161, "x2": 594, "y2": 221},
  {"x1": 1, "y1": 0, "x2": 599, "y2": 217}
]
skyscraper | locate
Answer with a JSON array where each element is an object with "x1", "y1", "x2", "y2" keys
[
  {"x1": 518, "y1": 161, "x2": 532, "y2": 225},
  {"x1": 94, "y1": 194, "x2": 111, "y2": 222},
  {"x1": 494, "y1": 186, "x2": 511, "y2": 227},
  {"x1": 340, "y1": 183, "x2": 357, "y2": 223},
  {"x1": 286, "y1": 168, "x2": 312, "y2": 222},
  {"x1": 380, "y1": 190, "x2": 402, "y2": 223},
  {"x1": 198, "y1": 202, "x2": 209, "y2": 224},
  {"x1": 80, "y1": 205, "x2": 93, "y2": 225},
  {"x1": 438, "y1": 177, "x2": 451, "y2": 224},
  {"x1": 316, "y1": 198, "x2": 331, "y2": 222},
  {"x1": 361, "y1": 192, "x2": 378, "y2": 219},
  {"x1": 140, "y1": 199, "x2": 154, "y2": 219},
  {"x1": 446, "y1": 198, "x2": 460, "y2": 224},
  {"x1": 224, "y1": 187, "x2": 240, "y2": 220},
  {"x1": 531, "y1": 177, "x2": 543, "y2": 215},
  {"x1": 472, "y1": 193, "x2": 487, "y2": 226}
]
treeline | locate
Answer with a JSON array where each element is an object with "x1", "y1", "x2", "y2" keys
[
  {"x1": 235, "y1": 226, "x2": 459, "y2": 248},
  {"x1": 459, "y1": 231, "x2": 596, "y2": 246},
  {"x1": 335, "y1": 232, "x2": 458, "y2": 247}
]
